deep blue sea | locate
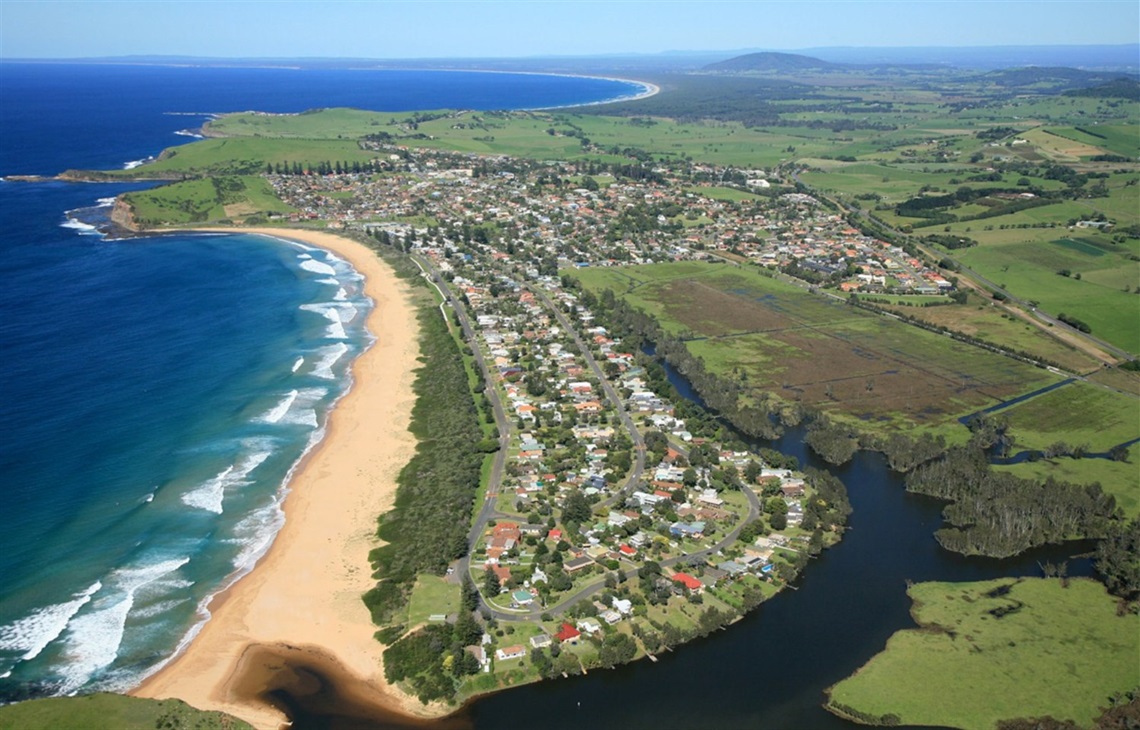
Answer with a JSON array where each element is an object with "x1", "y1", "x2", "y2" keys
[{"x1": 0, "y1": 63, "x2": 642, "y2": 699}]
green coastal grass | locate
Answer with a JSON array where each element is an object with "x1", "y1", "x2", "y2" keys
[
  {"x1": 827, "y1": 578, "x2": 1140, "y2": 730},
  {"x1": 123, "y1": 175, "x2": 292, "y2": 226},
  {"x1": 0, "y1": 693, "x2": 252, "y2": 730}
]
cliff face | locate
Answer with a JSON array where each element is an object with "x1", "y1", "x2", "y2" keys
[{"x1": 111, "y1": 196, "x2": 141, "y2": 231}]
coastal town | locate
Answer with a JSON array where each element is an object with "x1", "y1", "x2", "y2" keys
[
  {"x1": 262, "y1": 140, "x2": 861, "y2": 696},
  {"x1": 267, "y1": 132, "x2": 954, "y2": 296}
]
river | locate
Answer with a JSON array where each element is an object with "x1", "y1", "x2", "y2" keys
[{"x1": 294, "y1": 356, "x2": 1094, "y2": 730}]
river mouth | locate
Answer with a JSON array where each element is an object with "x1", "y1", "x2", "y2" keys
[{"x1": 228, "y1": 644, "x2": 473, "y2": 730}]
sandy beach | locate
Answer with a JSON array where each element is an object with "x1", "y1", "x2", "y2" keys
[{"x1": 132, "y1": 228, "x2": 430, "y2": 729}]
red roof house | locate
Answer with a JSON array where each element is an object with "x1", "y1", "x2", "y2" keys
[{"x1": 554, "y1": 622, "x2": 581, "y2": 643}]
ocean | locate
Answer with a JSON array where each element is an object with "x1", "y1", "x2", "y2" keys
[{"x1": 0, "y1": 63, "x2": 643, "y2": 700}]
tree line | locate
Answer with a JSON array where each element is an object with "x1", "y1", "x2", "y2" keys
[
  {"x1": 362, "y1": 279, "x2": 484, "y2": 627},
  {"x1": 906, "y1": 445, "x2": 1118, "y2": 558}
]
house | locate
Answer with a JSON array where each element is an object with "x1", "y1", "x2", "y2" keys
[
  {"x1": 495, "y1": 645, "x2": 526, "y2": 661},
  {"x1": 600, "y1": 609, "x2": 622, "y2": 625},
  {"x1": 781, "y1": 482, "x2": 806, "y2": 498},
  {"x1": 465, "y1": 645, "x2": 490, "y2": 672},
  {"x1": 555, "y1": 622, "x2": 581, "y2": 643},
  {"x1": 618, "y1": 544, "x2": 638, "y2": 558},
  {"x1": 671, "y1": 572, "x2": 703, "y2": 593},
  {"x1": 576, "y1": 618, "x2": 602, "y2": 635},
  {"x1": 564, "y1": 555, "x2": 594, "y2": 573},
  {"x1": 718, "y1": 560, "x2": 748, "y2": 576},
  {"x1": 612, "y1": 597, "x2": 633, "y2": 615},
  {"x1": 485, "y1": 564, "x2": 511, "y2": 584},
  {"x1": 530, "y1": 633, "x2": 553, "y2": 649},
  {"x1": 669, "y1": 521, "x2": 706, "y2": 539},
  {"x1": 697, "y1": 489, "x2": 724, "y2": 507},
  {"x1": 511, "y1": 589, "x2": 535, "y2": 606}
]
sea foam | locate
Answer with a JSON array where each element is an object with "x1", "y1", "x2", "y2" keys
[
  {"x1": 180, "y1": 443, "x2": 275, "y2": 514},
  {"x1": 258, "y1": 389, "x2": 299, "y2": 425},
  {"x1": 57, "y1": 558, "x2": 189, "y2": 693},
  {"x1": 60, "y1": 218, "x2": 100, "y2": 235},
  {"x1": 301, "y1": 303, "x2": 349, "y2": 339},
  {"x1": 298, "y1": 259, "x2": 337, "y2": 277},
  {"x1": 311, "y1": 343, "x2": 349, "y2": 379},
  {"x1": 0, "y1": 582, "x2": 102, "y2": 667}
]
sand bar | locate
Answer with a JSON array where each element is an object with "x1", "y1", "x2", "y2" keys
[{"x1": 132, "y1": 228, "x2": 430, "y2": 729}]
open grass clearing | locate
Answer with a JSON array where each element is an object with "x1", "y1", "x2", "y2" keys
[
  {"x1": 953, "y1": 238, "x2": 1140, "y2": 354},
  {"x1": 406, "y1": 573, "x2": 461, "y2": 626},
  {"x1": 826, "y1": 577, "x2": 1140, "y2": 730}
]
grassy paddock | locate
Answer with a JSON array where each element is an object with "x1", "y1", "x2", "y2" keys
[
  {"x1": 826, "y1": 577, "x2": 1140, "y2": 730},
  {"x1": 999, "y1": 381, "x2": 1140, "y2": 453}
]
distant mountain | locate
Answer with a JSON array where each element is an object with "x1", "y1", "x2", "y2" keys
[
  {"x1": 703, "y1": 52, "x2": 841, "y2": 73},
  {"x1": 798, "y1": 44, "x2": 1139, "y2": 72},
  {"x1": 982, "y1": 66, "x2": 1140, "y2": 93},
  {"x1": 1064, "y1": 77, "x2": 1140, "y2": 100}
]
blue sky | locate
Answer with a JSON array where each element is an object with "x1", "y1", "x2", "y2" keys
[{"x1": 2, "y1": 1, "x2": 1138, "y2": 59}]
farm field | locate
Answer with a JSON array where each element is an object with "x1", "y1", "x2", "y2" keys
[
  {"x1": 826, "y1": 578, "x2": 1140, "y2": 730},
  {"x1": 573, "y1": 262, "x2": 1060, "y2": 434},
  {"x1": 871, "y1": 292, "x2": 1102, "y2": 373},
  {"x1": 952, "y1": 234, "x2": 1140, "y2": 354},
  {"x1": 996, "y1": 381, "x2": 1140, "y2": 455}
]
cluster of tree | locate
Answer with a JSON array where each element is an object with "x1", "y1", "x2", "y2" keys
[
  {"x1": 974, "y1": 126, "x2": 1021, "y2": 141},
  {"x1": 906, "y1": 446, "x2": 1118, "y2": 558},
  {"x1": 800, "y1": 468, "x2": 852, "y2": 533},
  {"x1": 997, "y1": 693, "x2": 1140, "y2": 729},
  {"x1": 803, "y1": 414, "x2": 859, "y2": 465},
  {"x1": 1057, "y1": 312, "x2": 1093, "y2": 334},
  {"x1": 924, "y1": 233, "x2": 978, "y2": 250},
  {"x1": 860, "y1": 431, "x2": 948, "y2": 472},
  {"x1": 268, "y1": 159, "x2": 386, "y2": 176},
  {"x1": 382, "y1": 591, "x2": 485, "y2": 703},
  {"x1": 1063, "y1": 77, "x2": 1140, "y2": 100},
  {"x1": 827, "y1": 702, "x2": 903, "y2": 727},
  {"x1": 1095, "y1": 517, "x2": 1140, "y2": 602},
  {"x1": 364, "y1": 304, "x2": 483, "y2": 624}
]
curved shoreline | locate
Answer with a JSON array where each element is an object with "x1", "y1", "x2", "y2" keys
[
  {"x1": 375, "y1": 67, "x2": 661, "y2": 109},
  {"x1": 131, "y1": 228, "x2": 435, "y2": 729}
]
